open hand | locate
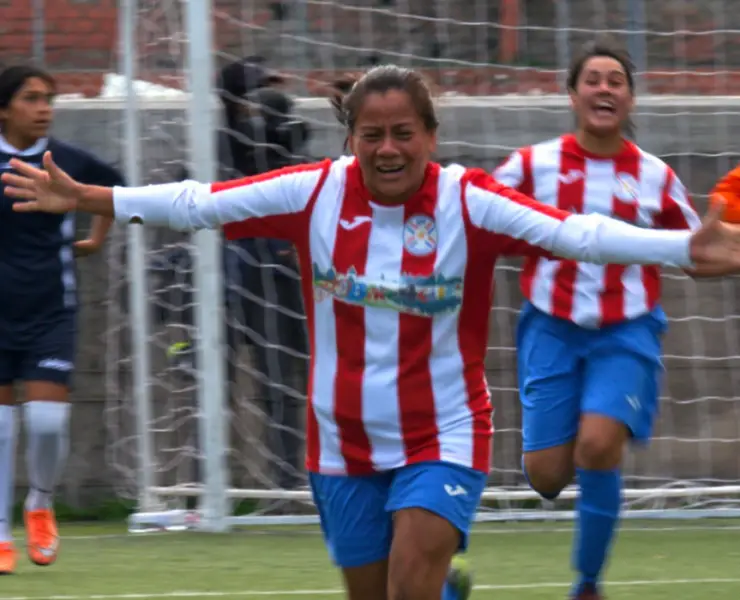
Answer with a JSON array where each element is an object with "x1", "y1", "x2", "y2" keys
[
  {"x1": 0, "y1": 151, "x2": 82, "y2": 214},
  {"x1": 688, "y1": 196, "x2": 740, "y2": 276}
]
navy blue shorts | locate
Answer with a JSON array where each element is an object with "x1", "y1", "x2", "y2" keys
[
  {"x1": 517, "y1": 302, "x2": 665, "y2": 452},
  {"x1": 0, "y1": 315, "x2": 76, "y2": 386},
  {"x1": 309, "y1": 461, "x2": 487, "y2": 569}
]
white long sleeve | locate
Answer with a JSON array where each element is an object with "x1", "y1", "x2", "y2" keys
[
  {"x1": 466, "y1": 178, "x2": 693, "y2": 268},
  {"x1": 112, "y1": 163, "x2": 328, "y2": 232},
  {"x1": 113, "y1": 181, "x2": 208, "y2": 230},
  {"x1": 549, "y1": 211, "x2": 692, "y2": 267}
]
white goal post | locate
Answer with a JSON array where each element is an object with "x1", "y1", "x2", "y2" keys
[{"x1": 66, "y1": 0, "x2": 740, "y2": 532}]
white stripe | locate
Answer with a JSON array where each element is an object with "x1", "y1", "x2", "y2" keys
[
  {"x1": 308, "y1": 172, "x2": 344, "y2": 472},
  {"x1": 59, "y1": 213, "x2": 77, "y2": 308},
  {"x1": 493, "y1": 150, "x2": 524, "y2": 188},
  {"x1": 622, "y1": 153, "x2": 664, "y2": 319},
  {"x1": 527, "y1": 141, "x2": 562, "y2": 314},
  {"x1": 571, "y1": 158, "x2": 613, "y2": 327},
  {"x1": 431, "y1": 171, "x2": 472, "y2": 465},
  {"x1": 362, "y1": 203, "x2": 405, "y2": 469}
]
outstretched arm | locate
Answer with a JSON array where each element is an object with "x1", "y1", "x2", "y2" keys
[
  {"x1": 464, "y1": 169, "x2": 740, "y2": 276},
  {"x1": 1, "y1": 152, "x2": 331, "y2": 241}
]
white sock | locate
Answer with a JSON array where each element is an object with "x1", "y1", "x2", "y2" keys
[
  {"x1": 23, "y1": 401, "x2": 70, "y2": 512},
  {"x1": 0, "y1": 406, "x2": 17, "y2": 542}
]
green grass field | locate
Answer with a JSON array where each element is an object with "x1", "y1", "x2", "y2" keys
[{"x1": 3, "y1": 520, "x2": 740, "y2": 599}]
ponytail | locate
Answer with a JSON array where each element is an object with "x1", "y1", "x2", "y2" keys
[{"x1": 329, "y1": 76, "x2": 357, "y2": 150}]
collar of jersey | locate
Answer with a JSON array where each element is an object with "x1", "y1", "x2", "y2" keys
[
  {"x1": 561, "y1": 133, "x2": 638, "y2": 162},
  {"x1": 0, "y1": 133, "x2": 48, "y2": 157},
  {"x1": 345, "y1": 157, "x2": 440, "y2": 211}
]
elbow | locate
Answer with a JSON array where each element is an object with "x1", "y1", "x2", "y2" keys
[
  {"x1": 550, "y1": 216, "x2": 607, "y2": 265},
  {"x1": 551, "y1": 238, "x2": 604, "y2": 265}
]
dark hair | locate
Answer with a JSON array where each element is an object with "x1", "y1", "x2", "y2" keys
[
  {"x1": 566, "y1": 37, "x2": 635, "y2": 137},
  {"x1": 566, "y1": 37, "x2": 635, "y2": 92},
  {"x1": 329, "y1": 65, "x2": 439, "y2": 133},
  {"x1": 0, "y1": 64, "x2": 56, "y2": 110}
]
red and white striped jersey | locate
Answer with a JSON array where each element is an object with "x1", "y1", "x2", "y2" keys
[
  {"x1": 113, "y1": 156, "x2": 693, "y2": 475},
  {"x1": 494, "y1": 134, "x2": 701, "y2": 328}
]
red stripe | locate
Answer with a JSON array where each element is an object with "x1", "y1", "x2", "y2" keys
[
  {"x1": 221, "y1": 160, "x2": 331, "y2": 241},
  {"x1": 642, "y1": 264, "x2": 660, "y2": 313},
  {"x1": 397, "y1": 164, "x2": 441, "y2": 464},
  {"x1": 460, "y1": 170, "x2": 497, "y2": 473},
  {"x1": 331, "y1": 161, "x2": 374, "y2": 474},
  {"x1": 601, "y1": 152, "x2": 641, "y2": 324},
  {"x1": 513, "y1": 147, "x2": 540, "y2": 300},
  {"x1": 658, "y1": 169, "x2": 693, "y2": 230},
  {"x1": 642, "y1": 168, "x2": 683, "y2": 315},
  {"x1": 551, "y1": 140, "x2": 586, "y2": 320}
]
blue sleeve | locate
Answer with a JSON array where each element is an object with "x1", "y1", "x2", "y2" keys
[{"x1": 82, "y1": 155, "x2": 126, "y2": 187}]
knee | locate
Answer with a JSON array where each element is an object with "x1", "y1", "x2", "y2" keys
[
  {"x1": 575, "y1": 416, "x2": 627, "y2": 471},
  {"x1": 388, "y1": 551, "x2": 437, "y2": 600},
  {"x1": 388, "y1": 509, "x2": 458, "y2": 600},
  {"x1": 23, "y1": 401, "x2": 69, "y2": 436},
  {"x1": 523, "y1": 449, "x2": 574, "y2": 499}
]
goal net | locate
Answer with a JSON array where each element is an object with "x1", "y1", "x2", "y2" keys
[{"x1": 41, "y1": 0, "x2": 740, "y2": 528}]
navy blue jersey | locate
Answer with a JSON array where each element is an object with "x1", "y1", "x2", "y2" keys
[{"x1": 0, "y1": 136, "x2": 124, "y2": 348}]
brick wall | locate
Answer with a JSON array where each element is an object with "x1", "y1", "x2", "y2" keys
[{"x1": 3, "y1": 0, "x2": 740, "y2": 98}]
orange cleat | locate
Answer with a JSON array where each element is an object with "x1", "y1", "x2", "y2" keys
[
  {"x1": 0, "y1": 541, "x2": 17, "y2": 574},
  {"x1": 24, "y1": 509, "x2": 59, "y2": 566}
]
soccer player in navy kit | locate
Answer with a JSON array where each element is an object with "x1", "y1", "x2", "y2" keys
[{"x1": 0, "y1": 65, "x2": 124, "y2": 573}]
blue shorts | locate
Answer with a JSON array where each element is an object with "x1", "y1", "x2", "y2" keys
[
  {"x1": 0, "y1": 315, "x2": 76, "y2": 386},
  {"x1": 309, "y1": 461, "x2": 487, "y2": 569},
  {"x1": 517, "y1": 302, "x2": 666, "y2": 452}
]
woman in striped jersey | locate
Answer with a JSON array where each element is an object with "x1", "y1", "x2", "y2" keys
[{"x1": 495, "y1": 38, "x2": 704, "y2": 599}]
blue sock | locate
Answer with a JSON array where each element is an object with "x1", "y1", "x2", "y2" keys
[
  {"x1": 522, "y1": 455, "x2": 560, "y2": 501},
  {"x1": 442, "y1": 581, "x2": 459, "y2": 600},
  {"x1": 573, "y1": 468, "x2": 621, "y2": 590}
]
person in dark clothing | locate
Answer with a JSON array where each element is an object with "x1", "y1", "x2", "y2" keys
[
  {"x1": 217, "y1": 56, "x2": 292, "y2": 178},
  {"x1": 163, "y1": 58, "x2": 311, "y2": 492},
  {"x1": 0, "y1": 64, "x2": 124, "y2": 572},
  {"x1": 219, "y1": 64, "x2": 311, "y2": 492}
]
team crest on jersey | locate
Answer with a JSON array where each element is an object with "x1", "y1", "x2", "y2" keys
[
  {"x1": 313, "y1": 264, "x2": 462, "y2": 317},
  {"x1": 614, "y1": 173, "x2": 639, "y2": 201},
  {"x1": 403, "y1": 214, "x2": 437, "y2": 256}
]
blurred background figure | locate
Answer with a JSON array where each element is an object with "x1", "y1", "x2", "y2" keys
[
  {"x1": 159, "y1": 56, "x2": 311, "y2": 496},
  {"x1": 219, "y1": 57, "x2": 311, "y2": 494}
]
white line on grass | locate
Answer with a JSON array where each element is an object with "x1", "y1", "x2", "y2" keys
[
  {"x1": 2, "y1": 578, "x2": 740, "y2": 599},
  {"x1": 59, "y1": 523, "x2": 740, "y2": 541}
]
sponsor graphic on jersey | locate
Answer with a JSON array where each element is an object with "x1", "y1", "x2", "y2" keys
[
  {"x1": 313, "y1": 264, "x2": 463, "y2": 317},
  {"x1": 614, "y1": 172, "x2": 639, "y2": 201},
  {"x1": 558, "y1": 169, "x2": 584, "y2": 185},
  {"x1": 403, "y1": 214, "x2": 437, "y2": 256}
]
